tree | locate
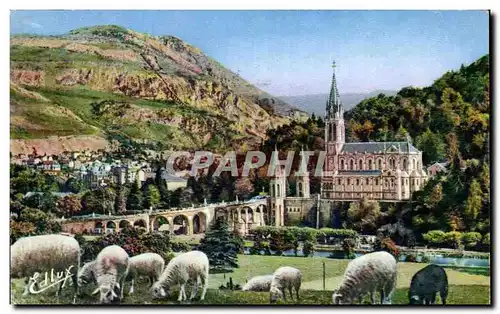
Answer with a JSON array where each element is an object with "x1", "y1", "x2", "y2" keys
[
  {"x1": 414, "y1": 129, "x2": 446, "y2": 165},
  {"x1": 144, "y1": 184, "x2": 161, "y2": 209},
  {"x1": 429, "y1": 183, "x2": 443, "y2": 205},
  {"x1": 178, "y1": 187, "x2": 194, "y2": 208},
  {"x1": 10, "y1": 220, "x2": 36, "y2": 244},
  {"x1": 234, "y1": 177, "x2": 254, "y2": 200},
  {"x1": 347, "y1": 198, "x2": 382, "y2": 234},
  {"x1": 115, "y1": 186, "x2": 127, "y2": 213},
  {"x1": 56, "y1": 195, "x2": 82, "y2": 217},
  {"x1": 197, "y1": 217, "x2": 242, "y2": 275},
  {"x1": 18, "y1": 208, "x2": 50, "y2": 233},
  {"x1": 464, "y1": 179, "x2": 482, "y2": 229},
  {"x1": 65, "y1": 177, "x2": 87, "y2": 193},
  {"x1": 127, "y1": 182, "x2": 143, "y2": 211}
]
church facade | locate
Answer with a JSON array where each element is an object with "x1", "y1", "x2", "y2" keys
[{"x1": 269, "y1": 62, "x2": 428, "y2": 227}]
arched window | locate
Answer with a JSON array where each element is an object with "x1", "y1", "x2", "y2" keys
[
  {"x1": 350, "y1": 159, "x2": 354, "y2": 170},
  {"x1": 332, "y1": 126, "x2": 336, "y2": 141},
  {"x1": 298, "y1": 182, "x2": 302, "y2": 192},
  {"x1": 356, "y1": 179, "x2": 360, "y2": 185},
  {"x1": 403, "y1": 159, "x2": 408, "y2": 171},
  {"x1": 366, "y1": 178, "x2": 369, "y2": 185},
  {"x1": 375, "y1": 178, "x2": 379, "y2": 185},
  {"x1": 347, "y1": 178, "x2": 351, "y2": 185},
  {"x1": 378, "y1": 159, "x2": 382, "y2": 169},
  {"x1": 340, "y1": 159, "x2": 345, "y2": 170},
  {"x1": 358, "y1": 159, "x2": 363, "y2": 170},
  {"x1": 413, "y1": 159, "x2": 416, "y2": 170},
  {"x1": 338, "y1": 179, "x2": 341, "y2": 185},
  {"x1": 417, "y1": 161, "x2": 420, "y2": 170},
  {"x1": 368, "y1": 159, "x2": 373, "y2": 170},
  {"x1": 277, "y1": 184, "x2": 280, "y2": 197}
]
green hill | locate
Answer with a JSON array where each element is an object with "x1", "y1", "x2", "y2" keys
[{"x1": 10, "y1": 25, "x2": 306, "y2": 155}]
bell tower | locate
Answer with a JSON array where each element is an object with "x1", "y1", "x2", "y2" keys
[{"x1": 325, "y1": 61, "x2": 345, "y2": 157}]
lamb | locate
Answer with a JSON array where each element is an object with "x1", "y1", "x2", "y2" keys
[
  {"x1": 269, "y1": 266, "x2": 302, "y2": 303},
  {"x1": 126, "y1": 253, "x2": 165, "y2": 295},
  {"x1": 78, "y1": 260, "x2": 96, "y2": 286},
  {"x1": 91, "y1": 245, "x2": 130, "y2": 304},
  {"x1": 242, "y1": 274, "x2": 273, "y2": 292},
  {"x1": 10, "y1": 234, "x2": 80, "y2": 301},
  {"x1": 332, "y1": 251, "x2": 397, "y2": 305},
  {"x1": 151, "y1": 250, "x2": 209, "y2": 302},
  {"x1": 408, "y1": 264, "x2": 448, "y2": 305}
]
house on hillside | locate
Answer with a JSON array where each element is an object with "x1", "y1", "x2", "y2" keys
[{"x1": 427, "y1": 162, "x2": 449, "y2": 179}]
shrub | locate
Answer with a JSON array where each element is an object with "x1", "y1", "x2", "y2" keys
[
  {"x1": 423, "y1": 230, "x2": 446, "y2": 247},
  {"x1": 302, "y1": 241, "x2": 315, "y2": 257},
  {"x1": 404, "y1": 253, "x2": 417, "y2": 263},
  {"x1": 461, "y1": 232, "x2": 482, "y2": 250},
  {"x1": 171, "y1": 241, "x2": 191, "y2": 252},
  {"x1": 444, "y1": 231, "x2": 462, "y2": 249},
  {"x1": 375, "y1": 237, "x2": 400, "y2": 258},
  {"x1": 317, "y1": 228, "x2": 358, "y2": 244},
  {"x1": 483, "y1": 233, "x2": 490, "y2": 245}
]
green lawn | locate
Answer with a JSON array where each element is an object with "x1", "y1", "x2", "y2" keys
[{"x1": 10, "y1": 255, "x2": 491, "y2": 305}]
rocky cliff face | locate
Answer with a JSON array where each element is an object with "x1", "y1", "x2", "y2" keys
[{"x1": 10, "y1": 25, "x2": 306, "y2": 155}]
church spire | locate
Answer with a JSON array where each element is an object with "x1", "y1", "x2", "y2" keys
[{"x1": 326, "y1": 60, "x2": 343, "y2": 118}]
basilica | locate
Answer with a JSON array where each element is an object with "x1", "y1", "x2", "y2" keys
[{"x1": 269, "y1": 62, "x2": 428, "y2": 227}]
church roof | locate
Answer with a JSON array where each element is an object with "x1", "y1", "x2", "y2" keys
[
  {"x1": 326, "y1": 61, "x2": 343, "y2": 118},
  {"x1": 341, "y1": 142, "x2": 419, "y2": 154},
  {"x1": 338, "y1": 170, "x2": 382, "y2": 176}
]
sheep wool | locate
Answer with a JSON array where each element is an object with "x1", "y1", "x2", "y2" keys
[
  {"x1": 151, "y1": 250, "x2": 209, "y2": 302},
  {"x1": 409, "y1": 264, "x2": 448, "y2": 305},
  {"x1": 10, "y1": 234, "x2": 80, "y2": 300},
  {"x1": 126, "y1": 253, "x2": 165, "y2": 295},
  {"x1": 332, "y1": 251, "x2": 397, "y2": 305},
  {"x1": 92, "y1": 245, "x2": 130, "y2": 304},
  {"x1": 78, "y1": 260, "x2": 96, "y2": 286},
  {"x1": 242, "y1": 275, "x2": 274, "y2": 292},
  {"x1": 269, "y1": 266, "x2": 302, "y2": 303}
]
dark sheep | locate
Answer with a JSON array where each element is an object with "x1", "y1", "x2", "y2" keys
[{"x1": 408, "y1": 264, "x2": 448, "y2": 305}]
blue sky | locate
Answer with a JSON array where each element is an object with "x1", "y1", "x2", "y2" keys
[{"x1": 10, "y1": 10, "x2": 489, "y2": 96}]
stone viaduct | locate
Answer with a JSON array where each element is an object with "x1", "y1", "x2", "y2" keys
[{"x1": 60, "y1": 199, "x2": 269, "y2": 236}]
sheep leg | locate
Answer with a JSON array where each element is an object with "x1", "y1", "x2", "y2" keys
[
  {"x1": 370, "y1": 291, "x2": 376, "y2": 304},
  {"x1": 200, "y1": 271, "x2": 208, "y2": 300},
  {"x1": 379, "y1": 288, "x2": 385, "y2": 305},
  {"x1": 430, "y1": 293, "x2": 436, "y2": 305},
  {"x1": 190, "y1": 277, "x2": 200, "y2": 300},
  {"x1": 295, "y1": 286, "x2": 300, "y2": 301},
  {"x1": 178, "y1": 284, "x2": 185, "y2": 302},
  {"x1": 282, "y1": 288, "x2": 287, "y2": 302},
  {"x1": 128, "y1": 278, "x2": 135, "y2": 295},
  {"x1": 119, "y1": 276, "x2": 126, "y2": 300},
  {"x1": 288, "y1": 287, "x2": 294, "y2": 301},
  {"x1": 440, "y1": 289, "x2": 448, "y2": 305}
]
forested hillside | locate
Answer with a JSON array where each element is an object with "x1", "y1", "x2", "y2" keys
[{"x1": 345, "y1": 55, "x2": 490, "y2": 236}]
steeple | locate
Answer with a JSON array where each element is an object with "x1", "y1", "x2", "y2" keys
[{"x1": 326, "y1": 61, "x2": 343, "y2": 119}]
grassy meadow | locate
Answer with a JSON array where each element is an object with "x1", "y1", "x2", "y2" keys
[{"x1": 11, "y1": 254, "x2": 491, "y2": 306}]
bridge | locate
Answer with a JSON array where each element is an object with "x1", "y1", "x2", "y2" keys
[{"x1": 59, "y1": 198, "x2": 270, "y2": 236}]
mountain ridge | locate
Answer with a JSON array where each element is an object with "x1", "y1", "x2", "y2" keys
[{"x1": 10, "y1": 25, "x2": 307, "y2": 155}]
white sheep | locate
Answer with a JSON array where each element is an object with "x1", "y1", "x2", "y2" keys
[
  {"x1": 151, "y1": 250, "x2": 209, "y2": 302},
  {"x1": 91, "y1": 245, "x2": 130, "y2": 304},
  {"x1": 10, "y1": 234, "x2": 80, "y2": 301},
  {"x1": 126, "y1": 253, "x2": 165, "y2": 295},
  {"x1": 242, "y1": 274, "x2": 273, "y2": 292},
  {"x1": 269, "y1": 266, "x2": 302, "y2": 303},
  {"x1": 332, "y1": 251, "x2": 397, "y2": 305},
  {"x1": 78, "y1": 260, "x2": 96, "y2": 286}
]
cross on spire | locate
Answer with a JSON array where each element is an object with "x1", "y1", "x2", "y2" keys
[{"x1": 326, "y1": 60, "x2": 343, "y2": 118}]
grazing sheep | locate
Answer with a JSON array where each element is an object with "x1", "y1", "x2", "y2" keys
[
  {"x1": 151, "y1": 250, "x2": 209, "y2": 302},
  {"x1": 332, "y1": 251, "x2": 397, "y2": 305},
  {"x1": 10, "y1": 234, "x2": 80, "y2": 301},
  {"x1": 269, "y1": 266, "x2": 302, "y2": 303},
  {"x1": 92, "y1": 245, "x2": 130, "y2": 304},
  {"x1": 409, "y1": 264, "x2": 448, "y2": 305},
  {"x1": 78, "y1": 260, "x2": 96, "y2": 286},
  {"x1": 242, "y1": 274, "x2": 273, "y2": 292},
  {"x1": 126, "y1": 253, "x2": 165, "y2": 295}
]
